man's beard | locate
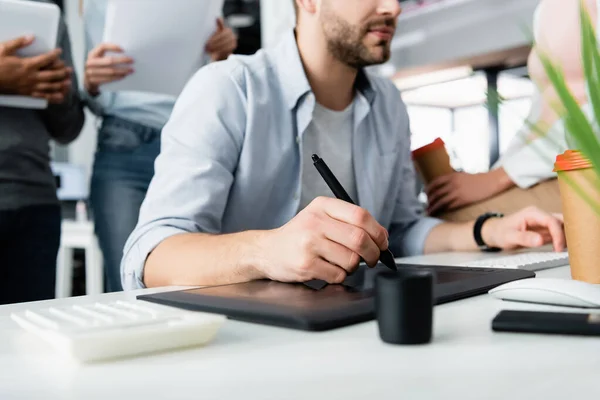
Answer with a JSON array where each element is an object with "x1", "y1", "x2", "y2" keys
[{"x1": 322, "y1": 14, "x2": 394, "y2": 69}]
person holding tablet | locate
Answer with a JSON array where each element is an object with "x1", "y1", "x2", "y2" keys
[
  {"x1": 0, "y1": 1, "x2": 85, "y2": 304},
  {"x1": 81, "y1": 0, "x2": 237, "y2": 292},
  {"x1": 122, "y1": 0, "x2": 566, "y2": 290}
]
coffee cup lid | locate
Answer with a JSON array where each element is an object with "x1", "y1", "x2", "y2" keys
[
  {"x1": 412, "y1": 138, "x2": 446, "y2": 159},
  {"x1": 553, "y1": 150, "x2": 593, "y2": 172}
]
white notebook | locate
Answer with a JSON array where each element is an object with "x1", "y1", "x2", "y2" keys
[{"x1": 0, "y1": 0, "x2": 60, "y2": 109}]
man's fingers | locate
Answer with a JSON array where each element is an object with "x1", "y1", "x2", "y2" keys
[
  {"x1": 206, "y1": 21, "x2": 236, "y2": 53},
  {"x1": 427, "y1": 192, "x2": 456, "y2": 215},
  {"x1": 86, "y1": 55, "x2": 134, "y2": 68},
  {"x1": 510, "y1": 230, "x2": 544, "y2": 249},
  {"x1": 88, "y1": 43, "x2": 124, "y2": 59},
  {"x1": 216, "y1": 17, "x2": 225, "y2": 31},
  {"x1": 32, "y1": 91, "x2": 65, "y2": 104},
  {"x1": 45, "y1": 58, "x2": 66, "y2": 69},
  {"x1": 523, "y1": 209, "x2": 566, "y2": 251},
  {"x1": 317, "y1": 239, "x2": 361, "y2": 274},
  {"x1": 205, "y1": 34, "x2": 222, "y2": 52},
  {"x1": 0, "y1": 35, "x2": 35, "y2": 55},
  {"x1": 316, "y1": 197, "x2": 388, "y2": 250},
  {"x1": 86, "y1": 66, "x2": 133, "y2": 79},
  {"x1": 34, "y1": 81, "x2": 70, "y2": 92},
  {"x1": 310, "y1": 258, "x2": 347, "y2": 284},
  {"x1": 36, "y1": 68, "x2": 70, "y2": 82},
  {"x1": 425, "y1": 174, "x2": 452, "y2": 194},
  {"x1": 87, "y1": 75, "x2": 129, "y2": 86},
  {"x1": 322, "y1": 217, "x2": 379, "y2": 267},
  {"x1": 206, "y1": 33, "x2": 234, "y2": 52},
  {"x1": 31, "y1": 91, "x2": 47, "y2": 100},
  {"x1": 426, "y1": 185, "x2": 452, "y2": 210},
  {"x1": 26, "y1": 48, "x2": 62, "y2": 69}
]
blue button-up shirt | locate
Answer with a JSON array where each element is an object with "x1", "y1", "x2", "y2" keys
[{"x1": 121, "y1": 30, "x2": 443, "y2": 290}]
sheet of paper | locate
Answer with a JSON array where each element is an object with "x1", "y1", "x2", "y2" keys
[
  {"x1": 0, "y1": 0, "x2": 60, "y2": 109},
  {"x1": 102, "y1": 0, "x2": 224, "y2": 97}
]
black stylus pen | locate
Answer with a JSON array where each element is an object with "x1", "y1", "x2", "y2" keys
[{"x1": 312, "y1": 154, "x2": 398, "y2": 272}]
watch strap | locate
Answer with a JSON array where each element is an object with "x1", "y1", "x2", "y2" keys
[{"x1": 474, "y1": 212, "x2": 503, "y2": 252}]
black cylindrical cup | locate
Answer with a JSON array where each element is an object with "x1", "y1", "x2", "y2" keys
[{"x1": 375, "y1": 269, "x2": 434, "y2": 345}]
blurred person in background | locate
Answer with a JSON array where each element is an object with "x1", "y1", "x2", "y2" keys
[
  {"x1": 425, "y1": 0, "x2": 597, "y2": 221},
  {"x1": 0, "y1": 0, "x2": 84, "y2": 304},
  {"x1": 81, "y1": 0, "x2": 237, "y2": 292}
]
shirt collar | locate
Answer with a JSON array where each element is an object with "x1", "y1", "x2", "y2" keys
[{"x1": 269, "y1": 30, "x2": 377, "y2": 110}]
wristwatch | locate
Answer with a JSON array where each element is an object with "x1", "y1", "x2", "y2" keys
[{"x1": 474, "y1": 212, "x2": 504, "y2": 252}]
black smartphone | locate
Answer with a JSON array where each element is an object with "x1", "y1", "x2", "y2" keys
[{"x1": 492, "y1": 310, "x2": 600, "y2": 337}]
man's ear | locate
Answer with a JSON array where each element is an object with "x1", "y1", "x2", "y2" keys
[{"x1": 296, "y1": 0, "x2": 318, "y2": 15}]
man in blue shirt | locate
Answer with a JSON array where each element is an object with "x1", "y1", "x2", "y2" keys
[{"x1": 122, "y1": 0, "x2": 566, "y2": 290}]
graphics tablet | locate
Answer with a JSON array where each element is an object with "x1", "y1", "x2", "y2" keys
[{"x1": 138, "y1": 264, "x2": 535, "y2": 331}]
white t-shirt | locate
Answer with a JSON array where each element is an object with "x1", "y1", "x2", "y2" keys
[{"x1": 298, "y1": 101, "x2": 358, "y2": 212}]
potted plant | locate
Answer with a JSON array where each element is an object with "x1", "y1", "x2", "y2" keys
[{"x1": 524, "y1": 0, "x2": 600, "y2": 283}]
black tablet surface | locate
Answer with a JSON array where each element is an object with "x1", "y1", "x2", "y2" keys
[{"x1": 137, "y1": 264, "x2": 535, "y2": 331}]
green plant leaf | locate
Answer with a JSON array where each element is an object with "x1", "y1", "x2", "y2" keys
[{"x1": 536, "y1": 48, "x2": 600, "y2": 170}]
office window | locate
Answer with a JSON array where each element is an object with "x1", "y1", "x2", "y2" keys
[
  {"x1": 499, "y1": 98, "x2": 534, "y2": 154},
  {"x1": 406, "y1": 106, "x2": 453, "y2": 151},
  {"x1": 453, "y1": 106, "x2": 490, "y2": 173},
  {"x1": 400, "y1": 70, "x2": 534, "y2": 174}
]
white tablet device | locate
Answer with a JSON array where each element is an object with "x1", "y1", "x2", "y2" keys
[{"x1": 0, "y1": 0, "x2": 61, "y2": 109}]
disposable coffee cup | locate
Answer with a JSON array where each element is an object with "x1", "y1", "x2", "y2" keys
[
  {"x1": 554, "y1": 150, "x2": 600, "y2": 283},
  {"x1": 412, "y1": 138, "x2": 454, "y2": 185}
]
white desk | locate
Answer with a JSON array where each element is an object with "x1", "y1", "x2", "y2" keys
[{"x1": 1, "y1": 254, "x2": 599, "y2": 400}]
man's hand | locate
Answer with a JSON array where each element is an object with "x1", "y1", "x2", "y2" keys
[
  {"x1": 257, "y1": 197, "x2": 390, "y2": 284},
  {"x1": 32, "y1": 58, "x2": 73, "y2": 104},
  {"x1": 84, "y1": 43, "x2": 134, "y2": 96},
  {"x1": 426, "y1": 168, "x2": 514, "y2": 215},
  {"x1": 0, "y1": 36, "x2": 69, "y2": 102},
  {"x1": 481, "y1": 207, "x2": 566, "y2": 252},
  {"x1": 205, "y1": 18, "x2": 237, "y2": 62}
]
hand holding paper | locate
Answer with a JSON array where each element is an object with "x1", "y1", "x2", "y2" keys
[
  {"x1": 101, "y1": 0, "x2": 225, "y2": 96},
  {"x1": 0, "y1": 36, "x2": 71, "y2": 104},
  {"x1": 84, "y1": 43, "x2": 134, "y2": 96}
]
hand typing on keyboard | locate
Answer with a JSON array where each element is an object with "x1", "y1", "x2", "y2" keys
[{"x1": 479, "y1": 208, "x2": 566, "y2": 252}]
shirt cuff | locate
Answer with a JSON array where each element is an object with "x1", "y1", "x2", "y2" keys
[
  {"x1": 121, "y1": 226, "x2": 187, "y2": 290},
  {"x1": 396, "y1": 217, "x2": 444, "y2": 257},
  {"x1": 501, "y1": 151, "x2": 554, "y2": 189}
]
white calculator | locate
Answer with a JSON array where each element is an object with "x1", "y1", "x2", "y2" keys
[{"x1": 11, "y1": 299, "x2": 226, "y2": 363}]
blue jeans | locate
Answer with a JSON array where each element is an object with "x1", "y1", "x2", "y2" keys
[
  {"x1": 0, "y1": 205, "x2": 61, "y2": 304},
  {"x1": 90, "y1": 116, "x2": 161, "y2": 292}
]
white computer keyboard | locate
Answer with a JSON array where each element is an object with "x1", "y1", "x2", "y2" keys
[
  {"x1": 461, "y1": 251, "x2": 570, "y2": 271},
  {"x1": 11, "y1": 299, "x2": 226, "y2": 363}
]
